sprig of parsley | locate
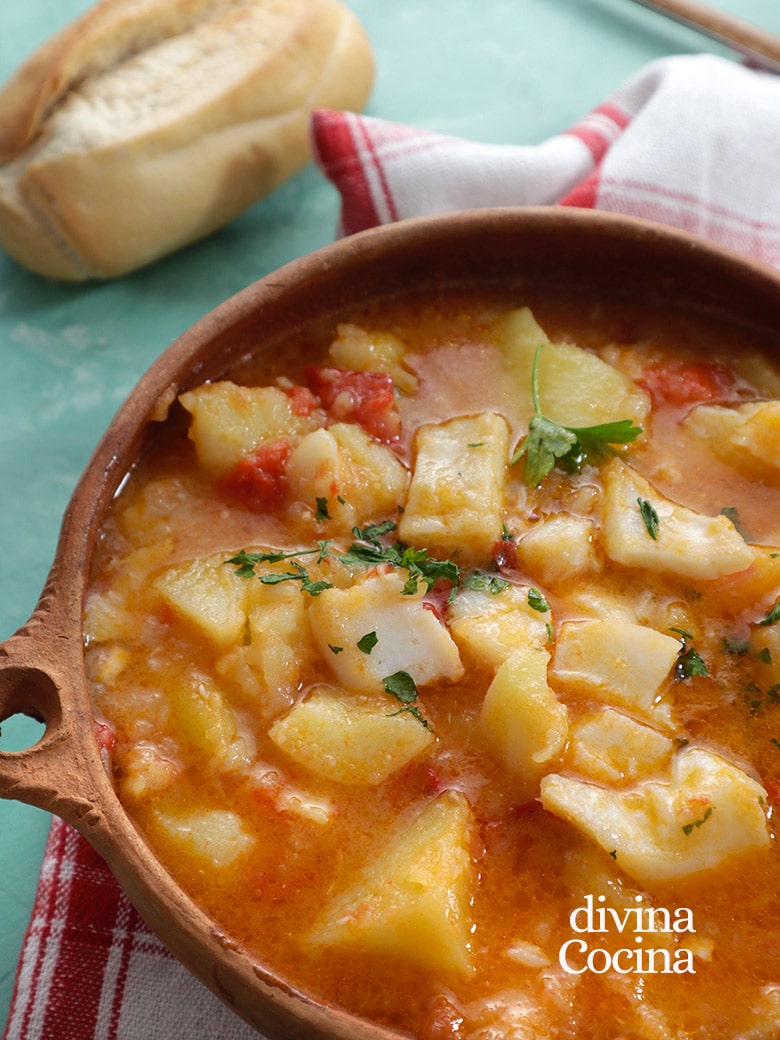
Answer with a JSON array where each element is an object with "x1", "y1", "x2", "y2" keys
[
  {"x1": 511, "y1": 345, "x2": 643, "y2": 486},
  {"x1": 341, "y1": 523, "x2": 460, "y2": 596},
  {"x1": 228, "y1": 523, "x2": 461, "y2": 600},
  {"x1": 227, "y1": 545, "x2": 333, "y2": 595}
]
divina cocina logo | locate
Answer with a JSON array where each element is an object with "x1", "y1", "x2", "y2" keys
[{"x1": 559, "y1": 894, "x2": 697, "y2": 975}]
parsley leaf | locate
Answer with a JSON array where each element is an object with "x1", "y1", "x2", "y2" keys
[
  {"x1": 382, "y1": 670, "x2": 433, "y2": 730},
  {"x1": 341, "y1": 529, "x2": 460, "y2": 597},
  {"x1": 357, "y1": 631, "x2": 378, "y2": 654},
  {"x1": 382, "y1": 670, "x2": 418, "y2": 703},
  {"x1": 682, "y1": 806, "x2": 713, "y2": 835},
  {"x1": 760, "y1": 599, "x2": 780, "y2": 627},
  {"x1": 353, "y1": 521, "x2": 397, "y2": 546},
  {"x1": 671, "y1": 628, "x2": 708, "y2": 680},
  {"x1": 720, "y1": 505, "x2": 748, "y2": 540},
  {"x1": 638, "y1": 497, "x2": 660, "y2": 540},
  {"x1": 228, "y1": 549, "x2": 266, "y2": 579},
  {"x1": 227, "y1": 547, "x2": 333, "y2": 596},
  {"x1": 256, "y1": 561, "x2": 333, "y2": 596},
  {"x1": 516, "y1": 415, "x2": 577, "y2": 487},
  {"x1": 527, "y1": 587, "x2": 550, "y2": 613},
  {"x1": 511, "y1": 345, "x2": 642, "y2": 486},
  {"x1": 463, "y1": 571, "x2": 509, "y2": 594}
]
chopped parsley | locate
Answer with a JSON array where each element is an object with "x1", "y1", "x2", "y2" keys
[
  {"x1": 259, "y1": 562, "x2": 334, "y2": 596},
  {"x1": 682, "y1": 806, "x2": 713, "y2": 836},
  {"x1": 637, "y1": 497, "x2": 660, "y2": 540},
  {"x1": 760, "y1": 599, "x2": 780, "y2": 627},
  {"x1": 670, "y1": 627, "x2": 708, "y2": 680},
  {"x1": 463, "y1": 571, "x2": 509, "y2": 595},
  {"x1": 315, "y1": 496, "x2": 331, "y2": 522},
  {"x1": 527, "y1": 587, "x2": 550, "y2": 613},
  {"x1": 720, "y1": 505, "x2": 748, "y2": 540},
  {"x1": 228, "y1": 524, "x2": 460, "y2": 599},
  {"x1": 382, "y1": 670, "x2": 432, "y2": 730},
  {"x1": 341, "y1": 523, "x2": 460, "y2": 596},
  {"x1": 357, "y1": 631, "x2": 378, "y2": 654},
  {"x1": 723, "y1": 635, "x2": 749, "y2": 655},
  {"x1": 228, "y1": 543, "x2": 331, "y2": 578},
  {"x1": 511, "y1": 344, "x2": 642, "y2": 486}
]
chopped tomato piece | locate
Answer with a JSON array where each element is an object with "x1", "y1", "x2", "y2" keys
[
  {"x1": 423, "y1": 578, "x2": 455, "y2": 620},
  {"x1": 493, "y1": 535, "x2": 519, "y2": 575},
  {"x1": 763, "y1": 776, "x2": 780, "y2": 805},
  {"x1": 306, "y1": 365, "x2": 400, "y2": 442},
  {"x1": 94, "y1": 722, "x2": 116, "y2": 752},
  {"x1": 221, "y1": 437, "x2": 291, "y2": 512},
  {"x1": 418, "y1": 993, "x2": 466, "y2": 1040},
  {"x1": 284, "y1": 384, "x2": 320, "y2": 417},
  {"x1": 639, "y1": 359, "x2": 734, "y2": 407}
]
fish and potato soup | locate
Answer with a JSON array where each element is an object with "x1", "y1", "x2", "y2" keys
[{"x1": 85, "y1": 291, "x2": 780, "y2": 1039}]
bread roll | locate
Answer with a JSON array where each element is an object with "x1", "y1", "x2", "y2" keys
[{"x1": 0, "y1": 0, "x2": 374, "y2": 280}]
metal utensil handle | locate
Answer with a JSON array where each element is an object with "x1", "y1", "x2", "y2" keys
[{"x1": 629, "y1": 0, "x2": 780, "y2": 74}]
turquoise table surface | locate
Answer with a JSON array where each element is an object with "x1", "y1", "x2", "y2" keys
[{"x1": 3, "y1": 0, "x2": 780, "y2": 1029}]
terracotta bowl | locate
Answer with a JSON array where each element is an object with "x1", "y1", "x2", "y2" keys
[{"x1": 3, "y1": 207, "x2": 780, "y2": 1039}]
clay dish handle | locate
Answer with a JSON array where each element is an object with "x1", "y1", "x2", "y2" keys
[{"x1": 0, "y1": 538, "x2": 114, "y2": 835}]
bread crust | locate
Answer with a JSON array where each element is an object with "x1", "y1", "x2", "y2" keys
[{"x1": 0, "y1": 0, "x2": 374, "y2": 279}]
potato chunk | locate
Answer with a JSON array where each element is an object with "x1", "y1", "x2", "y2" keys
[
  {"x1": 478, "y1": 648, "x2": 568, "y2": 792},
  {"x1": 541, "y1": 746, "x2": 769, "y2": 885},
  {"x1": 601, "y1": 458, "x2": 754, "y2": 580},
  {"x1": 216, "y1": 592, "x2": 311, "y2": 720},
  {"x1": 286, "y1": 422, "x2": 409, "y2": 534},
  {"x1": 154, "y1": 554, "x2": 250, "y2": 648},
  {"x1": 498, "y1": 307, "x2": 650, "y2": 429},
  {"x1": 309, "y1": 790, "x2": 475, "y2": 974},
  {"x1": 684, "y1": 400, "x2": 780, "y2": 482},
  {"x1": 447, "y1": 582, "x2": 552, "y2": 668},
  {"x1": 566, "y1": 707, "x2": 675, "y2": 785},
  {"x1": 269, "y1": 685, "x2": 434, "y2": 785},
  {"x1": 398, "y1": 412, "x2": 509, "y2": 569},
  {"x1": 119, "y1": 742, "x2": 181, "y2": 802},
  {"x1": 153, "y1": 808, "x2": 255, "y2": 868},
  {"x1": 309, "y1": 569, "x2": 463, "y2": 695},
  {"x1": 179, "y1": 381, "x2": 318, "y2": 477},
  {"x1": 551, "y1": 618, "x2": 679, "y2": 721},
  {"x1": 173, "y1": 675, "x2": 253, "y2": 772},
  {"x1": 515, "y1": 514, "x2": 599, "y2": 589},
  {"x1": 328, "y1": 323, "x2": 418, "y2": 394}
]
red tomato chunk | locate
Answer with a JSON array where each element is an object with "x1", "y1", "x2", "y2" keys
[
  {"x1": 306, "y1": 366, "x2": 400, "y2": 442},
  {"x1": 639, "y1": 359, "x2": 734, "y2": 407},
  {"x1": 221, "y1": 436, "x2": 291, "y2": 512}
]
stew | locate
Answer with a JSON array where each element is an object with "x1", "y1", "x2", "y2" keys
[{"x1": 85, "y1": 291, "x2": 780, "y2": 1039}]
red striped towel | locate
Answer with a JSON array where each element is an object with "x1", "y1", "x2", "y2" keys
[
  {"x1": 6, "y1": 50, "x2": 780, "y2": 1040},
  {"x1": 312, "y1": 53, "x2": 780, "y2": 266}
]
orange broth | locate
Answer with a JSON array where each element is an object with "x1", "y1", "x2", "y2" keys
[{"x1": 86, "y1": 291, "x2": 780, "y2": 1039}]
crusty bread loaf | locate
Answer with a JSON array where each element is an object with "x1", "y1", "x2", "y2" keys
[{"x1": 0, "y1": 0, "x2": 374, "y2": 280}]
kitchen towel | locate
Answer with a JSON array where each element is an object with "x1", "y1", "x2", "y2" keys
[
  {"x1": 6, "y1": 50, "x2": 780, "y2": 1040},
  {"x1": 312, "y1": 53, "x2": 780, "y2": 265}
]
